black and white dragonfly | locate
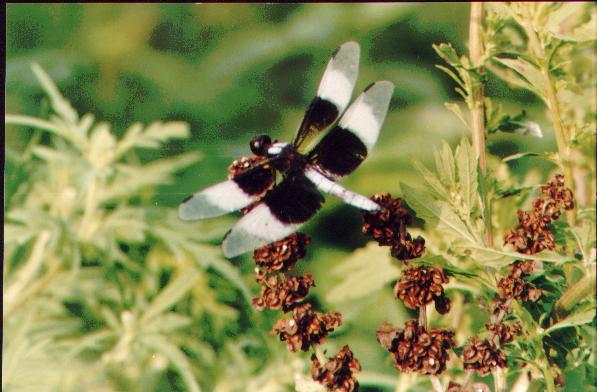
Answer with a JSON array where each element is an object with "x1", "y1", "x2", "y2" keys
[{"x1": 179, "y1": 42, "x2": 394, "y2": 258}]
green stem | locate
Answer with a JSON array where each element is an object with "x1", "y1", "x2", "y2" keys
[
  {"x1": 521, "y1": 10, "x2": 576, "y2": 226},
  {"x1": 468, "y1": 2, "x2": 494, "y2": 247},
  {"x1": 553, "y1": 270, "x2": 597, "y2": 320}
]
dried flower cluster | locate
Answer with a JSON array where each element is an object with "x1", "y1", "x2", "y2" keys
[
  {"x1": 362, "y1": 193, "x2": 425, "y2": 260},
  {"x1": 311, "y1": 346, "x2": 362, "y2": 392},
  {"x1": 463, "y1": 175, "x2": 574, "y2": 378},
  {"x1": 272, "y1": 303, "x2": 342, "y2": 352},
  {"x1": 462, "y1": 337, "x2": 507, "y2": 376},
  {"x1": 376, "y1": 321, "x2": 455, "y2": 375},
  {"x1": 247, "y1": 198, "x2": 359, "y2": 390},
  {"x1": 252, "y1": 271, "x2": 314, "y2": 312},
  {"x1": 497, "y1": 260, "x2": 542, "y2": 302},
  {"x1": 394, "y1": 266, "x2": 451, "y2": 314},
  {"x1": 363, "y1": 193, "x2": 455, "y2": 379},
  {"x1": 504, "y1": 175, "x2": 574, "y2": 255},
  {"x1": 253, "y1": 233, "x2": 311, "y2": 272}
]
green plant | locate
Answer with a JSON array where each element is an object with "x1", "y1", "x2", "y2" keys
[{"x1": 4, "y1": 64, "x2": 268, "y2": 392}]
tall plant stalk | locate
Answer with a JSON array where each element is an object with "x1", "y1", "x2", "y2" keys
[
  {"x1": 468, "y1": 2, "x2": 494, "y2": 247},
  {"x1": 518, "y1": 8, "x2": 577, "y2": 225}
]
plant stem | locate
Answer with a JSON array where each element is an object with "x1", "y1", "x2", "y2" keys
[
  {"x1": 3, "y1": 230, "x2": 52, "y2": 318},
  {"x1": 553, "y1": 269, "x2": 596, "y2": 320},
  {"x1": 419, "y1": 304, "x2": 428, "y2": 328},
  {"x1": 521, "y1": 9, "x2": 576, "y2": 225},
  {"x1": 314, "y1": 345, "x2": 327, "y2": 365},
  {"x1": 460, "y1": 370, "x2": 474, "y2": 391},
  {"x1": 430, "y1": 375, "x2": 444, "y2": 392},
  {"x1": 468, "y1": 2, "x2": 494, "y2": 247},
  {"x1": 541, "y1": 362, "x2": 556, "y2": 392},
  {"x1": 493, "y1": 367, "x2": 506, "y2": 392}
]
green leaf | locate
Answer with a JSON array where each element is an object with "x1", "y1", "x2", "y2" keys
[
  {"x1": 141, "y1": 334, "x2": 201, "y2": 392},
  {"x1": 326, "y1": 243, "x2": 400, "y2": 303},
  {"x1": 434, "y1": 141, "x2": 457, "y2": 187},
  {"x1": 462, "y1": 244, "x2": 577, "y2": 264},
  {"x1": 401, "y1": 182, "x2": 475, "y2": 243},
  {"x1": 545, "y1": 307, "x2": 596, "y2": 334},
  {"x1": 31, "y1": 63, "x2": 79, "y2": 127},
  {"x1": 115, "y1": 121, "x2": 191, "y2": 159},
  {"x1": 494, "y1": 57, "x2": 547, "y2": 100},
  {"x1": 433, "y1": 43, "x2": 462, "y2": 67},
  {"x1": 444, "y1": 102, "x2": 469, "y2": 128},
  {"x1": 455, "y1": 137, "x2": 478, "y2": 216},
  {"x1": 141, "y1": 267, "x2": 200, "y2": 324},
  {"x1": 545, "y1": 3, "x2": 596, "y2": 42},
  {"x1": 410, "y1": 254, "x2": 478, "y2": 278},
  {"x1": 413, "y1": 160, "x2": 448, "y2": 201}
]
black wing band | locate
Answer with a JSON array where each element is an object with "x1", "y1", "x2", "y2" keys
[{"x1": 264, "y1": 173, "x2": 324, "y2": 224}]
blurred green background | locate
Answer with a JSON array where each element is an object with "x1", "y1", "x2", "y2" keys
[{"x1": 6, "y1": 3, "x2": 558, "y2": 391}]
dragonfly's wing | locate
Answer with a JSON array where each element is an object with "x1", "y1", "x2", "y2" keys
[
  {"x1": 308, "y1": 81, "x2": 394, "y2": 179},
  {"x1": 222, "y1": 174, "x2": 323, "y2": 257},
  {"x1": 178, "y1": 161, "x2": 275, "y2": 220},
  {"x1": 293, "y1": 41, "x2": 360, "y2": 151}
]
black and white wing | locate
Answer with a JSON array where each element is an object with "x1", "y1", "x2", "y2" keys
[
  {"x1": 178, "y1": 163, "x2": 275, "y2": 220},
  {"x1": 308, "y1": 81, "x2": 394, "y2": 179},
  {"x1": 222, "y1": 174, "x2": 324, "y2": 258},
  {"x1": 293, "y1": 41, "x2": 360, "y2": 150}
]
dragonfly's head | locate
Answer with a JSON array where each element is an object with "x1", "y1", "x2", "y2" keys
[{"x1": 250, "y1": 134, "x2": 272, "y2": 156}]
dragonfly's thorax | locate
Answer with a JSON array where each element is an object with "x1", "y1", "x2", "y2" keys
[{"x1": 267, "y1": 142, "x2": 307, "y2": 174}]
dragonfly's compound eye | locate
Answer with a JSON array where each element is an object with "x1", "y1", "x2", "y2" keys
[{"x1": 250, "y1": 134, "x2": 272, "y2": 156}]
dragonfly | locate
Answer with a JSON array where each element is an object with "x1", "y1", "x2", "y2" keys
[{"x1": 179, "y1": 41, "x2": 394, "y2": 258}]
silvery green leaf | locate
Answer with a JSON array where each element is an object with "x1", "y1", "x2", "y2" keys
[
  {"x1": 455, "y1": 137, "x2": 478, "y2": 216},
  {"x1": 402, "y1": 183, "x2": 476, "y2": 243},
  {"x1": 327, "y1": 243, "x2": 400, "y2": 304}
]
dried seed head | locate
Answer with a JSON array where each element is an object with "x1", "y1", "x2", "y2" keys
[
  {"x1": 462, "y1": 337, "x2": 507, "y2": 376},
  {"x1": 504, "y1": 175, "x2": 574, "y2": 255},
  {"x1": 391, "y1": 234, "x2": 426, "y2": 261},
  {"x1": 376, "y1": 320, "x2": 454, "y2": 375},
  {"x1": 271, "y1": 303, "x2": 342, "y2": 352},
  {"x1": 486, "y1": 322, "x2": 522, "y2": 345},
  {"x1": 362, "y1": 194, "x2": 411, "y2": 242},
  {"x1": 311, "y1": 345, "x2": 361, "y2": 392},
  {"x1": 252, "y1": 273, "x2": 315, "y2": 312},
  {"x1": 253, "y1": 233, "x2": 311, "y2": 273},
  {"x1": 394, "y1": 266, "x2": 451, "y2": 311}
]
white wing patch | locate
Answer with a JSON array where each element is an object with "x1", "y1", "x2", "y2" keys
[
  {"x1": 317, "y1": 41, "x2": 360, "y2": 113},
  {"x1": 304, "y1": 168, "x2": 380, "y2": 211},
  {"x1": 338, "y1": 81, "x2": 394, "y2": 149},
  {"x1": 178, "y1": 180, "x2": 256, "y2": 221},
  {"x1": 222, "y1": 204, "x2": 301, "y2": 258}
]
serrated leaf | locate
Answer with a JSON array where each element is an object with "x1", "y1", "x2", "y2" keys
[
  {"x1": 444, "y1": 102, "x2": 470, "y2": 128},
  {"x1": 327, "y1": 243, "x2": 400, "y2": 303},
  {"x1": 455, "y1": 137, "x2": 478, "y2": 216},
  {"x1": 545, "y1": 307, "x2": 596, "y2": 334},
  {"x1": 115, "y1": 121, "x2": 191, "y2": 159},
  {"x1": 433, "y1": 43, "x2": 462, "y2": 67},
  {"x1": 434, "y1": 141, "x2": 457, "y2": 187},
  {"x1": 413, "y1": 160, "x2": 448, "y2": 201},
  {"x1": 494, "y1": 57, "x2": 547, "y2": 100},
  {"x1": 401, "y1": 183, "x2": 475, "y2": 243},
  {"x1": 463, "y1": 244, "x2": 577, "y2": 264}
]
